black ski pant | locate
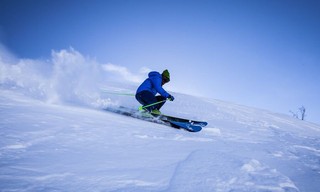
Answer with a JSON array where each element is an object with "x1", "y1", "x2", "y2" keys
[{"x1": 135, "y1": 90, "x2": 166, "y2": 112}]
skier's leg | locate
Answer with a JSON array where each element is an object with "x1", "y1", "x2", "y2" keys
[
  {"x1": 155, "y1": 95, "x2": 166, "y2": 110},
  {"x1": 135, "y1": 92, "x2": 147, "y2": 106},
  {"x1": 135, "y1": 91, "x2": 157, "y2": 111}
]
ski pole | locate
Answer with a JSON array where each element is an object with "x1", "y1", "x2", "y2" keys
[
  {"x1": 138, "y1": 100, "x2": 167, "y2": 111},
  {"x1": 101, "y1": 89, "x2": 135, "y2": 96}
]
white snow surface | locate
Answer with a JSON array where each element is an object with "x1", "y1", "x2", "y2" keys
[{"x1": 1, "y1": 49, "x2": 320, "y2": 191}]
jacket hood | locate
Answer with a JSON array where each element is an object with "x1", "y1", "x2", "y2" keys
[{"x1": 148, "y1": 71, "x2": 161, "y2": 78}]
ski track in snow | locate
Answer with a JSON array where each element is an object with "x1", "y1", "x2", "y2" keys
[{"x1": 1, "y1": 89, "x2": 320, "y2": 192}]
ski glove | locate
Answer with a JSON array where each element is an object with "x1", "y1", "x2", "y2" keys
[{"x1": 168, "y1": 95, "x2": 175, "y2": 101}]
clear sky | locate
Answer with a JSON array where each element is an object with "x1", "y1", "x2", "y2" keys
[{"x1": 0, "y1": 0, "x2": 319, "y2": 124}]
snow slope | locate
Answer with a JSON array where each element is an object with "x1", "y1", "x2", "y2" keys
[{"x1": 1, "y1": 48, "x2": 320, "y2": 191}]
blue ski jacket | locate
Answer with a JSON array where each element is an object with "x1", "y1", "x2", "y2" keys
[{"x1": 136, "y1": 71, "x2": 170, "y2": 98}]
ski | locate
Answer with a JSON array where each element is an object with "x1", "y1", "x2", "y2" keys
[
  {"x1": 166, "y1": 120, "x2": 202, "y2": 132},
  {"x1": 103, "y1": 106, "x2": 207, "y2": 132},
  {"x1": 158, "y1": 114, "x2": 208, "y2": 127}
]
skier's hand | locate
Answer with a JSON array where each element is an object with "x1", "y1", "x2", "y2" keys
[{"x1": 168, "y1": 95, "x2": 175, "y2": 101}]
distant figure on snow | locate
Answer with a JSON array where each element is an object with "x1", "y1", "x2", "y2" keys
[{"x1": 135, "y1": 69, "x2": 174, "y2": 115}]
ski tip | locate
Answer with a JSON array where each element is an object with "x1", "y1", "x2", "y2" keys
[
  {"x1": 188, "y1": 126, "x2": 202, "y2": 132},
  {"x1": 169, "y1": 121, "x2": 202, "y2": 132},
  {"x1": 199, "y1": 122, "x2": 208, "y2": 127}
]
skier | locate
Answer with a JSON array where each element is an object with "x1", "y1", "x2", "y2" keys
[{"x1": 135, "y1": 69, "x2": 174, "y2": 115}]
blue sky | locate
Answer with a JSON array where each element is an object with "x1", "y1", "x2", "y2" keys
[{"x1": 1, "y1": 0, "x2": 319, "y2": 124}]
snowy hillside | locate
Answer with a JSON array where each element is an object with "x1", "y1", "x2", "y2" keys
[{"x1": 1, "y1": 48, "x2": 320, "y2": 191}]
